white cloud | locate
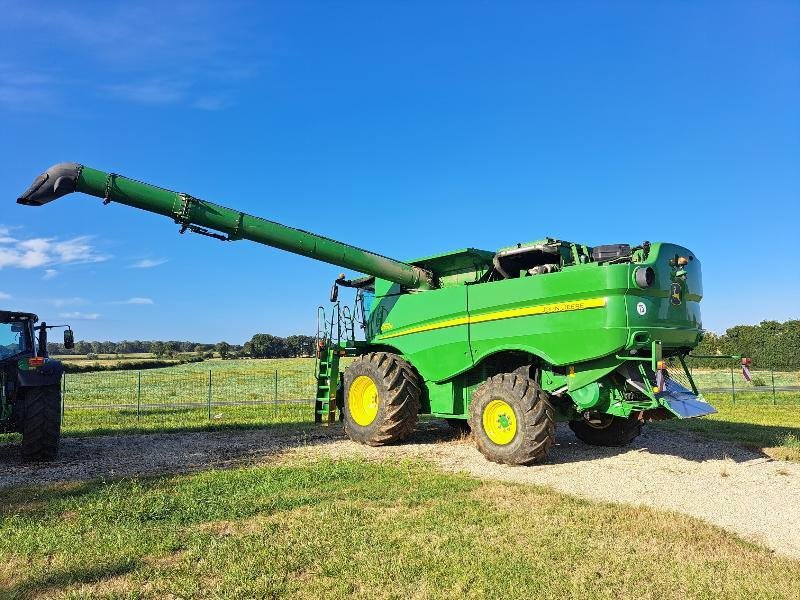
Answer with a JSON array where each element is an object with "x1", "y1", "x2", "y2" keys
[
  {"x1": 48, "y1": 297, "x2": 86, "y2": 309},
  {"x1": 0, "y1": 291, "x2": 10, "y2": 300},
  {"x1": 0, "y1": 5, "x2": 257, "y2": 112},
  {"x1": 43, "y1": 269, "x2": 58, "y2": 280},
  {"x1": 129, "y1": 258, "x2": 168, "y2": 268},
  {"x1": 193, "y1": 94, "x2": 233, "y2": 111},
  {"x1": 104, "y1": 79, "x2": 187, "y2": 105},
  {"x1": 112, "y1": 297, "x2": 154, "y2": 305},
  {"x1": 59, "y1": 311, "x2": 101, "y2": 321},
  {"x1": 0, "y1": 233, "x2": 109, "y2": 270},
  {"x1": 0, "y1": 65, "x2": 56, "y2": 111}
]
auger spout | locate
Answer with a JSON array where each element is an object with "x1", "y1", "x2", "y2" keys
[{"x1": 18, "y1": 163, "x2": 435, "y2": 290}]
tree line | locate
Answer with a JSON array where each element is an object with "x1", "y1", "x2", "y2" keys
[
  {"x1": 48, "y1": 334, "x2": 317, "y2": 359},
  {"x1": 48, "y1": 320, "x2": 799, "y2": 368},
  {"x1": 690, "y1": 320, "x2": 800, "y2": 369}
]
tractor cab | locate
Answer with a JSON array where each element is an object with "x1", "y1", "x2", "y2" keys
[
  {"x1": 0, "y1": 312, "x2": 36, "y2": 362},
  {"x1": 1, "y1": 310, "x2": 74, "y2": 461}
]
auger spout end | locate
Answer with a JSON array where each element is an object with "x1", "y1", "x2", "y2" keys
[{"x1": 17, "y1": 162, "x2": 83, "y2": 206}]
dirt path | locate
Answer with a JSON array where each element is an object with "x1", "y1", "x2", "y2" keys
[{"x1": 1, "y1": 422, "x2": 798, "y2": 559}]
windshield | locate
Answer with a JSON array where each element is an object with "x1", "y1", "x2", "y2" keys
[{"x1": 0, "y1": 320, "x2": 31, "y2": 359}]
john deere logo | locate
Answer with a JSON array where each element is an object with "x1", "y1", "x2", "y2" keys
[{"x1": 670, "y1": 282, "x2": 682, "y2": 306}]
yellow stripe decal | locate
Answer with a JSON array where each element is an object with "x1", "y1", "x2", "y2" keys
[{"x1": 379, "y1": 297, "x2": 607, "y2": 340}]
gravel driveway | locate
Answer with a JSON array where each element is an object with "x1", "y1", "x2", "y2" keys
[{"x1": 1, "y1": 422, "x2": 798, "y2": 559}]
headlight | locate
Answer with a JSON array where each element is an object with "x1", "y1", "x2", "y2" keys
[{"x1": 634, "y1": 266, "x2": 655, "y2": 288}]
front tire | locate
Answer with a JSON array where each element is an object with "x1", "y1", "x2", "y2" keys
[
  {"x1": 343, "y1": 352, "x2": 421, "y2": 446},
  {"x1": 21, "y1": 384, "x2": 61, "y2": 462},
  {"x1": 468, "y1": 373, "x2": 555, "y2": 465},
  {"x1": 569, "y1": 414, "x2": 642, "y2": 447}
]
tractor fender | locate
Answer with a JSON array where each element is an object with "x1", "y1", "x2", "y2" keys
[
  {"x1": 429, "y1": 345, "x2": 557, "y2": 385},
  {"x1": 470, "y1": 344, "x2": 559, "y2": 371},
  {"x1": 16, "y1": 359, "x2": 64, "y2": 388}
]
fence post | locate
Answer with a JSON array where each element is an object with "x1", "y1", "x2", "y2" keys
[
  {"x1": 730, "y1": 366, "x2": 736, "y2": 404},
  {"x1": 771, "y1": 368, "x2": 776, "y2": 405},
  {"x1": 275, "y1": 369, "x2": 278, "y2": 422},
  {"x1": 61, "y1": 372, "x2": 66, "y2": 424},
  {"x1": 137, "y1": 370, "x2": 141, "y2": 421},
  {"x1": 208, "y1": 370, "x2": 213, "y2": 420}
]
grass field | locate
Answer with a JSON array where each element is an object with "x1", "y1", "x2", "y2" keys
[{"x1": 1, "y1": 457, "x2": 799, "y2": 599}]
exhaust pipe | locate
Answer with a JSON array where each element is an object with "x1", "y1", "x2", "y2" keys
[{"x1": 17, "y1": 162, "x2": 83, "y2": 206}]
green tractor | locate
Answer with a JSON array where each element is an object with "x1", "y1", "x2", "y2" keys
[
  {"x1": 19, "y1": 163, "x2": 716, "y2": 465},
  {"x1": 1, "y1": 310, "x2": 74, "y2": 461}
]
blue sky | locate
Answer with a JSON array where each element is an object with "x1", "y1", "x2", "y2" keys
[{"x1": 1, "y1": 1, "x2": 798, "y2": 343}]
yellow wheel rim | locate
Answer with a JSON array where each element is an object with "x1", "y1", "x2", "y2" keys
[
  {"x1": 348, "y1": 375, "x2": 379, "y2": 426},
  {"x1": 482, "y1": 399, "x2": 517, "y2": 445}
]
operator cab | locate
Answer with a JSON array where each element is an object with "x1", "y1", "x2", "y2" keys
[{"x1": 0, "y1": 312, "x2": 36, "y2": 361}]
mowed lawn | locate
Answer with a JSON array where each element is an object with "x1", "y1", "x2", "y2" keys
[{"x1": 2, "y1": 458, "x2": 800, "y2": 600}]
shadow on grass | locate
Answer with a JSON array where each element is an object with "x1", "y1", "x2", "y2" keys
[
  {"x1": 3, "y1": 558, "x2": 139, "y2": 600},
  {"x1": 0, "y1": 419, "x2": 339, "y2": 487},
  {"x1": 397, "y1": 419, "x2": 800, "y2": 465},
  {"x1": 3, "y1": 413, "x2": 796, "y2": 484},
  {"x1": 653, "y1": 418, "x2": 800, "y2": 450},
  {"x1": 0, "y1": 478, "x2": 113, "y2": 516}
]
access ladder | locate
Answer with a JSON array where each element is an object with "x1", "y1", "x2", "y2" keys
[{"x1": 314, "y1": 344, "x2": 340, "y2": 424}]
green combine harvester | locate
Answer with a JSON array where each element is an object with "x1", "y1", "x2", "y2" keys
[{"x1": 19, "y1": 162, "x2": 718, "y2": 465}]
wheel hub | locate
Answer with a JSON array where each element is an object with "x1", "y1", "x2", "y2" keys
[
  {"x1": 482, "y1": 399, "x2": 517, "y2": 445},
  {"x1": 348, "y1": 375, "x2": 379, "y2": 426}
]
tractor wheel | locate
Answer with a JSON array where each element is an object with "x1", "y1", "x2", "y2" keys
[
  {"x1": 569, "y1": 414, "x2": 642, "y2": 447},
  {"x1": 343, "y1": 352, "x2": 421, "y2": 446},
  {"x1": 468, "y1": 373, "x2": 554, "y2": 466},
  {"x1": 20, "y1": 384, "x2": 61, "y2": 462}
]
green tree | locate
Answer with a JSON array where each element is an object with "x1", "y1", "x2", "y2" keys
[
  {"x1": 215, "y1": 341, "x2": 231, "y2": 359},
  {"x1": 247, "y1": 334, "x2": 287, "y2": 358}
]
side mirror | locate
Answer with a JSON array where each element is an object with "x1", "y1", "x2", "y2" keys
[
  {"x1": 63, "y1": 329, "x2": 75, "y2": 349},
  {"x1": 329, "y1": 282, "x2": 339, "y2": 303}
]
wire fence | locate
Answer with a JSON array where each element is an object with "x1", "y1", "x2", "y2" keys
[
  {"x1": 55, "y1": 361, "x2": 800, "y2": 433},
  {"x1": 59, "y1": 366, "x2": 321, "y2": 432},
  {"x1": 686, "y1": 365, "x2": 800, "y2": 405}
]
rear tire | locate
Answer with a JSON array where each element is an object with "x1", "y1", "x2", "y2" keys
[
  {"x1": 343, "y1": 352, "x2": 421, "y2": 446},
  {"x1": 569, "y1": 414, "x2": 642, "y2": 447},
  {"x1": 468, "y1": 373, "x2": 554, "y2": 465},
  {"x1": 21, "y1": 384, "x2": 61, "y2": 462}
]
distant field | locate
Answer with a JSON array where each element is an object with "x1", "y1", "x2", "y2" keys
[
  {"x1": 51, "y1": 352, "x2": 158, "y2": 361},
  {"x1": 52, "y1": 352, "x2": 184, "y2": 367}
]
